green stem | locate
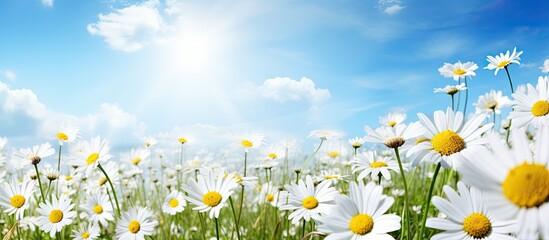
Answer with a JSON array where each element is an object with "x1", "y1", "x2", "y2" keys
[
  {"x1": 418, "y1": 163, "x2": 442, "y2": 239},
  {"x1": 236, "y1": 151, "x2": 248, "y2": 232},
  {"x1": 451, "y1": 95, "x2": 455, "y2": 111},
  {"x1": 34, "y1": 164, "x2": 46, "y2": 203},
  {"x1": 393, "y1": 147, "x2": 409, "y2": 240},
  {"x1": 504, "y1": 66, "x2": 514, "y2": 93},
  {"x1": 98, "y1": 163, "x2": 121, "y2": 216},
  {"x1": 229, "y1": 197, "x2": 242, "y2": 240},
  {"x1": 463, "y1": 77, "x2": 469, "y2": 116},
  {"x1": 56, "y1": 145, "x2": 62, "y2": 196},
  {"x1": 300, "y1": 140, "x2": 324, "y2": 171},
  {"x1": 215, "y1": 217, "x2": 220, "y2": 240},
  {"x1": 301, "y1": 219, "x2": 306, "y2": 239}
]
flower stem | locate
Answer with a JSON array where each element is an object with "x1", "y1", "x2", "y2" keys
[
  {"x1": 229, "y1": 197, "x2": 242, "y2": 240},
  {"x1": 463, "y1": 77, "x2": 469, "y2": 117},
  {"x1": 300, "y1": 140, "x2": 324, "y2": 173},
  {"x1": 393, "y1": 147, "x2": 409, "y2": 240},
  {"x1": 504, "y1": 66, "x2": 514, "y2": 93},
  {"x1": 98, "y1": 163, "x2": 121, "y2": 216},
  {"x1": 34, "y1": 164, "x2": 46, "y2": 203},
  {"x1": 418, "y1": 163, "x2": 442, "y2": 239},
  {"x1": 215, "y1": 217, "x2": 220, "y2": 240},
  {"x1": 451, "y1": 95, "x2": 455, "y2": 111},
  {"x1": 236, "y1": 151, "x2": 248, "y2": 232},
  {"x1": 56, "y1": 145, "x2": 62, "y2": 196}
]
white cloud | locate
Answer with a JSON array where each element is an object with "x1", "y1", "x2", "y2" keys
[
  {"x1": 378, "y1": 0, "x2": 405, "y2": 15},
  {"x1": 4, "y1": 70, "x2": 16, "y2": 82},
  {"x1": 0, "y1": 81, "x2": 145, "y2": 145},
  {"x1": 41, "y1": 0, "x2": 53, "y2": 7},
  {"x1": 519, "y1": 62, "x2": 536, "y2": 69},
  {"x1": 87, "y1": 0, "x2": 164, "y2": 52},
  {"x1": 542, "y1": 59, "x2": 549, "y2": 73},
  {"x1": 258, "y1": 77, "x2": 331, "y2": 104}
]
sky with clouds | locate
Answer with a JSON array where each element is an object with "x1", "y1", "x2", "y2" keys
[{"x1": 1, "y1": 0, "x2": 549, "y2": 150}]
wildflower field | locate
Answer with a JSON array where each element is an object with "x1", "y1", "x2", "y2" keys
[{"x1": 1, "y1": 47, "x2": 549, "y2": 240}]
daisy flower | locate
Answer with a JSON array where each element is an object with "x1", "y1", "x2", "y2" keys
[
  {"x1": 348, "y1": 137, "x2": 366, "y2": 149},
  {"x1": 426, "y1": 182, "x2": 517, "y2": 240},
  {"x1": 240, "y1": 134, "x2": 266, "y2": 151},
  {"x1": 143, "y1": 136, "x2": 157, "y2": 148},
  {"x1": 433, "y1": 83, "x2": 467, "y2": 96},
  {"x1": 406, "y1": 107, "x2": 493, "y2": 168},
  {"x1": 379, "y1": 111, "x2": 406, "y2": 127},
  {"x1": 438, "y1": 61, "x2": 478, "y2": 81},
  {"x1": 352, "y1": 151, "x2": 400, "y2": 181},
  {"x1": 181, "y1": 172, "x2": 239, "y2": 219},
  {"x1": 36, "y1": 195, "x2": 77, "y2": 238},
  {"x1": 317, "y1": 182, "x2": 400, "y2": 239},
  {"x1": 474, "y1": 90, "x2": 510, "y2": 117},
  {"x1": 509, "y1": 76, "x2": 549, "y2": 130},
  {"x1": 69, "y1": 137, "x2": 113, "y2": 177},
  {"x1": 56, "y1": 126, "x2": 79, "y2": 146},
  {"x1": 81, "y1": 194, "x2": 114, "y2": 226},
  {"x1": 0, "y1": 179, "x2": 36, "y2": 219},
  {"x1": 484, "y1": 47, "x2": 523, "y2": 75},
  {"x1": 308, "y1": 130, "x2": 342, "y2": 140},
  {"x1": 115, "y1": 207, "x2": 158, "y2": 240},
  {"x1": 127, "y1": 148, "x2": 150, "y2": 166},
  {"x1": 12, "y1": 142, "x2": 55, "y2": 166},
  {"x1": 317, "y1": 169, "x2": 348, "y2": 185},
  {"x1": 72, "y1": 223, "x2": 100, "y2": 240},
  {"x1": 42, "y1": 167, "x2": 60, "y2": 181},
  {"x1": 162, "y1": 190, "x2": 186, "y2": 215},
  {"x1": 456, "y1": 128, "x2": 549, "y2": 239},
  {"x1": 279, "y1": 175, "x2": 338, "y2": 225},
  {"x1": 364, "y1": 121, "x2": 425, "y2": 149}
]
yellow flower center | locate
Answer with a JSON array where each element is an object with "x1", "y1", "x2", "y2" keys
[
  {"x1": 324, "y1": 175, "x2": 339, "y2": 180},
  {"x1": 388, "y1": 121, "x2": 397, "y2": 127},
  {"x1": 531, "y1": 100, "x2": 549, "y2": 117},
  {"x1": 502, "y1": 162, "x2": 549, "y2": 208},
  {"x1": 349, "y1": 214, "x2": 374, "y2": 235},
  {"x1": 447, "y1": 87, "x2": 459, "y2": 95},
  {"x1": 128, "y1": 220, "x2": 141, "y2": 234},
  {"x1": 65, "y1": 175, "x2": 73, "y2": 181},
  {"x1": 463, "y1": 213, "x2": 492, "y2": 238},
  {"x1": 268, "y1": 153, "x2": 278, "y2": 159},
  {"x1": 327, "y1": 151, "x2": 340, "y2": 158},
  {"x1": 169, "y1": 198, "x2": 179, "y2": 208},
  {"x1": 178, "y1": 137, "x2": 187, "y2": 144},
  {"x1": 132, "y1": 158, "x2": 142, "y2": 165},
  {"x1": 352, "y1": 143, "x2": 362, "y2": 148},
  {"x1": 453, "y1": 69, "x2": 467, "y2": 75},
  {"x1": 99, "y1": 177, "x2": 107, "y2": 186},
  {"x1": 145, "y1": 142, "x2": 151, "y2": 147},
  {"x1": 266, "y1": 194, "x2": 275, "y2": 202},
  {"x1": 485, "y1": 100, "x2": 498, "y2": 110},
  {"x1": 370, "y1": 161, "x2": 388, "y2": 168},
  {"x1": 431, "y1": 130, "x2": 465, "y2": 156},
  {"x1": 86, "y1": 153, "x2": 99, "y2": 165},
  {"x1": 93, "y1": 205, "x2": 103, "y2": 214},
  {"x1": 57, "y1": 132, "x2": 69, "y2": 141},
  {"x1": 203, "y1": 191, "x2": 222, "y2": 207},
  {"x1": 49, "y1": 209, "x2": 64, "y2": 223},
  {"x1": 497, "y1": 60, "x2": 511, "y2": 68},
  {"x1": 302, "y1": 196, "x2": 319, "y2": 210},
  {"x1": 82, "y1": 232, "x2": 90, "y2": 239},
  {"x1": 241, "y1": 140, "x2": 253, "y2": 148},
  {"x1": 10, "y1": 195, "x2": 25, "y2": 208}
]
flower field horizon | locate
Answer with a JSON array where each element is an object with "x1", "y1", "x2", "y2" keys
[{"x1": 1, "y1": 1, "x2": 549, "y2": 239}]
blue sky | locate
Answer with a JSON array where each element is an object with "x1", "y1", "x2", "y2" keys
[{"x1": 1, "y1": 0, "x2": 549, "y2": 149}]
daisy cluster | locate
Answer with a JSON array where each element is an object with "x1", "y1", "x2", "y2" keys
[{"x1": 0, "y1": 47, "x2": 548, "y2": 240}]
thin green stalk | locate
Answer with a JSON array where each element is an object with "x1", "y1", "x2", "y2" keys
[
  {"x1": 236, "y1": 151, "x2": 248, "y2": 232},
  {"x1": 98, "y1": 163, "x2": 121, "y2": 216},
  {"x1": 504, "y1": 66, "x2": 514, "y2": 93},
  {"x1": 229, "y1": 197, "x2": 242, "y2": 240},
  {"x1": 34, "y1": 164, "x2": 46, "y2": 203},
  {"x1": 451, "y1": 95, "x2": 455, "y2": 111},
  {"x1": 198, "y1": 212, "x2": 206, "y2": 240},
  {"x1": 300, "y1": 140, "x2": 324, "y2": 171},
  {"x1": 301, "y1": 219, "x2": 306, "y2": 239},
  {"x1": 463, "y1": 77, "x2": 469, "y2": 116},
  {"x1": 418, "y1": 163, "x2": 442, "y2": 239},
  {"x1": 393, "y1": 147, "x2": 409, "y2": 240},
  {"x1": 56, "y1": 145, "x2": 62, "y2": 196},
  {"x1": 215, "y1": 217, "x2": 220, "y2": 240}
]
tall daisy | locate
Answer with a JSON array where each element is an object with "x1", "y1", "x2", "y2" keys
[
  {"x1": 143, "y1": 136, "x2": 157, "y2": 148},
  {"x1": 352, "y1": 151, "x2": 400, "y2": 181},
  {"x1": 56, "y1": 126, "x2": 79, "y2": 146},
  {"x1": 484, "y1": 47, "x2": 523, "y2": 76},
  {"x1": 474, "y1": 89, "x2": 510, "y2": 117},
  {"x1": 509, "y1": 76, "x2": 549, "y2": 130},
  {"x1": 0, "y1": 179, "x2": 36, "y2": 219},
  {"x1": 69, "y1": 137, "x2": 113, "y2": 177},
  {"x1": 36, "y1": 195, "x2": 77, "y2": 238},
  {"x1": 433, "y1": 83, "x2": 467, "y2": 96},
  {"x1": 364, "y1": 121, "x2": 425, "y2": 149},
  {"x1": 438, "y1": 61, "x2": 478, "y2": 81},
  {"x1": 406, "y1": 107, "x2": 492, "y2": 168},
  {"x1": 239, "y1": 134, "x2": 266, "y2": 152},
  {"x1": 279, "y1": 175, "x2": 338, "y2": 225},
  {"x1": 181, "y1": 171, "x2": 239, "y2": 219},
  {"x1": 81, "y1": 194, "x2": 114, "y2": 226},
  {"x1": 427, "y1": 182, "x2": 517, "y2": 239},
  {"x1": 456, "y1": 128, "x2": 549, "y2": 239},
  {"x1": 347, "y1": 137, "x2": 366, "y2": 150},
  {"x1": 127, "y1": 148, "x2": 150, "y2": 166},
  {"x1": 12, "y1": 142, "x2": 55, "y2": 167},
  {"x1": 162, "y1": 190, "x2": 186, "y2": 215},
  {"x1": 308, "y1": 130, "x2": 342, "y2": 140},
  {"x1": 317, "y1": 182, "x2": 401, "y2": 239},
  {"x1": 379, "y1": 111, "x2": 406, "y2": 127},
  {"x1": 256, "y1": 182, "x2": 280, "y2": 207},
  {"x1": 115, "y1": 207, "x2": 158, "y2": 240}
]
